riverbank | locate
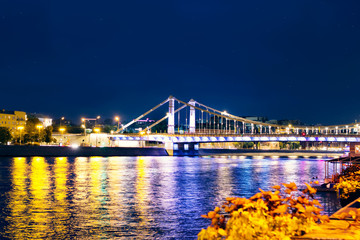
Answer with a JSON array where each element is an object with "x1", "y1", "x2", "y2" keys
[
  {"x1": 0, "y1": 145, "x2": 345, "y2": 157},
  {"x1": 0, "y1": 145, "x2": 168, "y2": 157},
  {"x1": 199, "y1": 148, "x2": 344, "y2": 158}
]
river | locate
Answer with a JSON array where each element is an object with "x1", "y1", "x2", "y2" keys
[{"x1": 0, "y1": 156, "x2": 341, "y2": 239}]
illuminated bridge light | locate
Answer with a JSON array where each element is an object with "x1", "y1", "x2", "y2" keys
[
  {"x1": 299, "y1": 137, "x2": 306, "y2": 141},
  {"x1": 288, "y1": 137, "x2": 296, "y2": 141},
  {"x1": 219, "y1": 137, "x2": 226, "y2": 141},
  {"x1": 337, "y1": 137, "x2": 346, "y2": 142},
  {"x1": 328, "y1": 137, "x2": 336, "y2": 141},
  {"x1": 186, "y1": 137, "x2": 193, "y2": 142},
  {"x1": 260, "y1": 137, "x2": 269, "y2": 141},
  {"x1": 279, "y1": 137, "x2": 287, "y2": 141},
  {"x1": 194, "y1": 137, "x2": 201, "y2": 142},
  {"x1": 210, "y1": 137, "x2": 217, "y2": 141},
  {"x1": 201, "y1": 137, "x2": 209, "y2": 141},
  {"x1": 318, "y1": 137, "x2": 326, "y2": 141},
  {"x1": 243, "y1": 137, "x2": 251, "y2": 141},
  {"x1": 227, "y1": 137, "x2": 234, "y2": 141},
  {"x1": 235, "y1": 137, "x2": 242, "y2": 141},
  {"x1": 253, "y1": 137, "x2": 260, "y2": 141},
  {"x1": 347, "y1": 137, "x2": 356, "y2": 142},
  {"x1": 179, "y1": 137, "x2": 186, "y2": 142},
  {"x1": 309, "y1": 137, "x2": 316, "y2": 141},
  {"x1": 270, "y1": 137, "x2": 278, "y2": 141}
]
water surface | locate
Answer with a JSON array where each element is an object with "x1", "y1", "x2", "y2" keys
[{"x1": 0, "y1": 156, "x2": 341, "y2": 239}]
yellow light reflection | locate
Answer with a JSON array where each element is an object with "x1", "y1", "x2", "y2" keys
[
  {"x1": 53, "y1": 157, "x2": 69, "y2": 238},
  {"x1": 6, "y1": 157, "x2": 29, "y2": 239},
  {"x1": 29, "y1": 157, "x2": 50, "y2": 238},
  {"x1": 89, "y1": 157, "x2": 103, "y2": 238},
  {"x1": 135, "y1": 157, "x2": 153, "y2": 237}
]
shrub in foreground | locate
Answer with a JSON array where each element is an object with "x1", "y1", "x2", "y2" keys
[{"x1": 198, "y1": 182, "x2": 329, "y2": 240}]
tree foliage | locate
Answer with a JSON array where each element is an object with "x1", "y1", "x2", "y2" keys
[
  {"x1": 44, "y1": 126, "x2": 53, "y2": 143},
  {"x1": 0, "y1": 127, "x2": 12, "y2": 144}
]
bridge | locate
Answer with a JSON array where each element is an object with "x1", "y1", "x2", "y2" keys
[{"x1": 109, "y1": 96, "x2": 360, "y2": 155}]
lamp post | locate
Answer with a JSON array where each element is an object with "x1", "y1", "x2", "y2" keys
[
  {"x1": 60, "y1": 117, "x2": 65, "y2": 127},
  {"x1": 96, "y1": 116, "x2": 101, "y2": 127},
  {"x1": 36, "y1": 125, "x2": 43, "y2": 143},
  {"x1": 115, "y1": 116, "x2": 120, "y2": 131},
  {"x1": 94, "y1": 128, "x2": 100, "y2": 147},
  {"x1": 17, "y1": 126, "x2": 24, "y2": 145},
  {"x1": 59, "y1": 127, "x2": 65, "y2": 145}
]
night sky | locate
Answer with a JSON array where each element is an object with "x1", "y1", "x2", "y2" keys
[{"x1": 1, "y1": 0, "x2": 360, "y2": 125}]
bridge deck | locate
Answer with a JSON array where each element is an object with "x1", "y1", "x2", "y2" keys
[{"x1": 110, "y1": 134, "x2": 360, "y2": 143}]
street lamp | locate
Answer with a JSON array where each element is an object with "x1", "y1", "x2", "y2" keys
[
  {"x1": 94, "y1": 128, "x2": 100, "y2": 147},
  {"x1": 115, "y1": 116, "x2": 120, "y2": 131},
  {"x1": 59, "y1": 127, "x2": 66, "y2": 146},
  {"x1": 17, "y1": 126, "x2": 24, "y2": 145},
  {"x1": 36, "y1": 125, "x2": 43, "y2": 143},
  {"x1": 60, "y1": 117, "x2": 65, "y2": 127},
  {"x1": 96, "y1": 116, "x2": 101, "y2": 127}
]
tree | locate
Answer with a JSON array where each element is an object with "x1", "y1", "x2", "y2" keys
[
  {"x1": 243, "y1": 142, "x2": 254, "y2": 149},
  {"x1": 24, "y1": 116, "x2": 42, "y2": 143},
  {"x1": 103, "y1": 125, "x2": 115, "y2": 133},
  {"x1": 44, "y1": 126, "x2": 53, "y2": 143},
  {"x1": 152, "y1": 120, "x2": 167, "y2": 133},
  {"x1": 0, "y1": 127, "x2": 12, "y2": 144}
]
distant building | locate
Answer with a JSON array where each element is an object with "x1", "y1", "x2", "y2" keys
[
  {"x1": 34, "y1": 114, "x2": 53, "y2": 128},
  {"x1": 242, "y1": 116, "x2": 268, "y2": 122},
  {"x1": 131, "y1": 118, "x2": 155, "y2": 132},
  {"x1": 0, "y1": 109, "x2": 27, "y2": 132}
]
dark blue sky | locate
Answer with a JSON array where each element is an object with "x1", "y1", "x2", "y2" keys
[{"x1": 1, "y1": 0, "x2": 360, "y2": 125}]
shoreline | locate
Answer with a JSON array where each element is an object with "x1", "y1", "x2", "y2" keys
[
  {"x1": 199, "y1": 148, "x2": 344, "y2": 158},
  {"x1": 0, "y1": 145, "x2": 344, "y2": 157},
  {"x1": 0, "y1": 145, "x2": 168, "y2": 157}
]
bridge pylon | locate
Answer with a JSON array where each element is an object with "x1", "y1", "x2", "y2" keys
[
  {"x1": 189, "y1": 99, "x2": 196, "y2": 133},
  {"x1": 168, "y1": 96, "x2": 175, "y2": 134}
]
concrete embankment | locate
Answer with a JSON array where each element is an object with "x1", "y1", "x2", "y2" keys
[
  {"x1": 199, "y1": 148, "x2": 344, "y2": 157},
  {"x1": 0, "y1": 145, "x2": 168, "y2": 157}
]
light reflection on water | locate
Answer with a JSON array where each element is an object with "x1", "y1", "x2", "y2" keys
[{"x1": 1, "y1": 156, "x2": 341, "y2": 239}]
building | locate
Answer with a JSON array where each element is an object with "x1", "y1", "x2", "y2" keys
[
  {"x1": 0, "y1": 110, "x2": 27, "y2": 132},
  {"x1": 34, "y1": 114, "x2": 53, "y2": 128}
]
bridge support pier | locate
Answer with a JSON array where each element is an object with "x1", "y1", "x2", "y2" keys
[
  {"x1": 164, "y1": 141, "x2": 174, "y2": 156},
  {"x1": 173, "y1": 142, "x2": 199, "y2": 156}
]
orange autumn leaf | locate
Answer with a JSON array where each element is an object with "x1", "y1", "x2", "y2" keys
[
  {"x1": 271, "y1": 185, "x2": 281, "y2": 190},
  {"x1": 282, "y1": 182, "x2": 297, "y2": 191},
  {"x1": 272, "y1": 204, "x2": 288, "y2": 214}
]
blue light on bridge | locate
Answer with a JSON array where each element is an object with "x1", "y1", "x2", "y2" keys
[{"x1": 112, "y1": 135, "x2": 360, "y2": 143}]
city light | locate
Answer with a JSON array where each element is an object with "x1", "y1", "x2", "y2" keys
[
  {"x1": 17, "y1": 126, "x2": 24, "y2": 145},
  {"x1": 115, "y1": 116, "x2": 120, "y2": 131}
]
